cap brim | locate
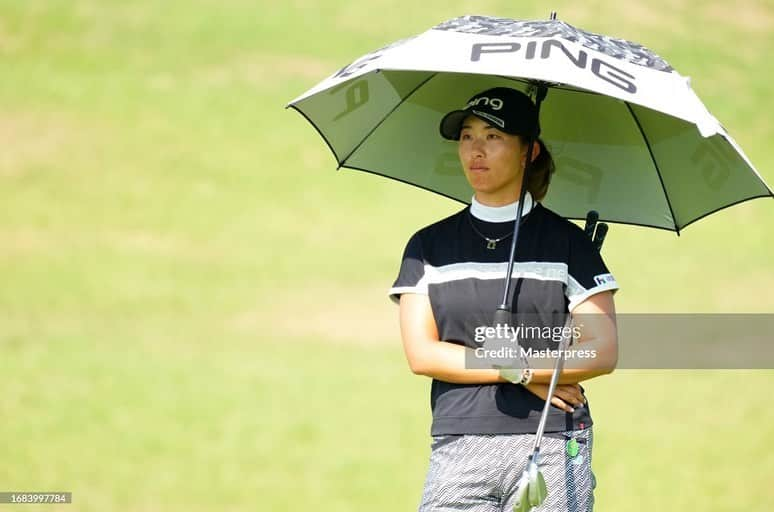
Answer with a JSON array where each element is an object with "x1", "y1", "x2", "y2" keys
[
  {"x1": 439, "y1": 110, "x2": 469, "y2": 140},
  {"x1": 440, "y1": 110, "x2": 530, "y2": 140}
]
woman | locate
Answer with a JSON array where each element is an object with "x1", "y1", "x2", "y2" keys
[{"x1": 389, "y1": 87, "x2": 618, "y2": 511}]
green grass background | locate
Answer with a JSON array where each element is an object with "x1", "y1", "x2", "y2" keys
[{"x1": 1, "y1": 1, "x2": 772, "y2": 510}]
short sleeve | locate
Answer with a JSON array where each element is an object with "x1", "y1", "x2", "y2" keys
[
  {"x1": 565, "y1": 228, "x2": 619, "y2": 312},
  {"x1": 388, "y1": 232, "x2": 429, "y2": 304}
]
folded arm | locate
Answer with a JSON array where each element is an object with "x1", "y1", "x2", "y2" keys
[{"x1": 398, "y1": 291, "x2": 617, "y2": 386}]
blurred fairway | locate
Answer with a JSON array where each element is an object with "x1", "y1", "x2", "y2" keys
[{"x1": 1, "y1": 1, "x2": 772, "y2": 511}]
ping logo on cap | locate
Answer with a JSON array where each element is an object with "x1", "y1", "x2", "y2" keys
[
  {"x1": 467, "y1": 96, "x2": 504, "y2": 111},
  {"x1": 439, "y1": 87, "x2": 540, "y2": 140}
]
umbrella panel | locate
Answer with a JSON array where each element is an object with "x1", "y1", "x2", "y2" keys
[
  {"x1": 345, "y1": 72, "x2": 675, "y2": 228},
  {"x1": 292, "y1": 70, "x2": 771, "y2": 231},
  {"x1": 629, "y1": 104, "x2": 771, "y2": 229}
]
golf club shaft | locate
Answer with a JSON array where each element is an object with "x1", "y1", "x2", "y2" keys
[{"x1": 532, "y1": 316, "x2": 573, "y2": 452}]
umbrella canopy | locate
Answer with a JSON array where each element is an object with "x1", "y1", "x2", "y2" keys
[{"x1": 288, "y1": 15, "x2": 772, "y2": 232}]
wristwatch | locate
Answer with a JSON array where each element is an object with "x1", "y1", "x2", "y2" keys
[{"x1": 499, "y1": 366, "x2": 533, "y2": 386}]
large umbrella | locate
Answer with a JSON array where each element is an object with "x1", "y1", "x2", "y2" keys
[
  {"x1": 287, "y1": 13, "x2": 773, "y2": 512},
  {"x1": 287, "y1": 14, "x2": 772, "y2": 232}
]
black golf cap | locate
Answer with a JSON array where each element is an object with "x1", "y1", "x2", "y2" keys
[{"x1": 439, "y1": 87, "x2": 540, "y2": 140}]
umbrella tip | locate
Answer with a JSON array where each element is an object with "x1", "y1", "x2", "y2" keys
[{"x1": 549, "y1": 11, "x2": 557, "y2": 20}]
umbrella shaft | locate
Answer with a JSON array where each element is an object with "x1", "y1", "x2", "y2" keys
[
  {"x1": 498, "y1": 85, "x2": 545, "y2": 309},
  {"x1": 499, "y1": 181, "x2": 529, "y2": 309}
]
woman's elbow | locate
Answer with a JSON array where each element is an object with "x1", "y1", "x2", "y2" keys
[
  {"x1": 597, "y1": 336, "x2": 618, "y2": 374},
  {"x1": 599, "y1": 362, "x2": 616, "y2": 376},
  {"x1": 409, "y1": 364, "x2": 428, "y2": 376},
  {"x1": 404, "y1": 350, "x2": 431, "y2": 376}
]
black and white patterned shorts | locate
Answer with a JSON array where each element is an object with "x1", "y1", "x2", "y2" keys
[{"x1": 419, "y1": 428, "x2": 595, "y2": 512}]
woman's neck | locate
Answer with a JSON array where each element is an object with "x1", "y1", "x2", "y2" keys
[{"x1": 471, "y1": 192, "x2": 534, "y2": 222}]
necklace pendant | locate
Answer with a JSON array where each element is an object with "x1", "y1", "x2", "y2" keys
[{"x1": 486, "y1": 240, "x2": 497, "y2": 250}]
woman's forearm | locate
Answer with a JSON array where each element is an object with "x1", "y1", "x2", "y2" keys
[
  {"x1": 400, "y1": 292, "x2": 617, "y2": 385},
  {"x1": 407, "y1": 338, "x2": 507, "y2": 384},
  {"x1": 525, "y1": 334, "x2": 617, "y2": 384},
  {"x1": 408, "y1": 337, "x2": 615, "y2": 385}
]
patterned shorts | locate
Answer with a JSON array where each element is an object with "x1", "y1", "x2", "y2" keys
[{"x1": 418, "y1": 428, "x2": 595, "y2": 512}]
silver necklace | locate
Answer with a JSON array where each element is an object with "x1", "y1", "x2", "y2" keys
[{"x1": 467, "y1": 211, "x2": 514, "y2": 250}]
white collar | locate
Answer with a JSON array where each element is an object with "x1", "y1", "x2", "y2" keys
[{"x1": 470, "y1": 192, "x2": 534, "y2": 222}]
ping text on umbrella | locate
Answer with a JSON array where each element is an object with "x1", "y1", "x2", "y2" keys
[{"x1": 471, "y1": 40, "x2": 637, "y2": 94}]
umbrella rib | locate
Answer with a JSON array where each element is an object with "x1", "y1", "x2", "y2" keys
[
  {"x1": 338, "y1": 71, "x2": 438, "y2": 168},
  {"x1": 678, "y1": 193, "x2": 774, "y2": 231},
  {"x1": 499, "y1": 75, "x2": 602, "y2": 96},
  {"x1": 286, "y1": 103, "x2": 344, "y2": 166},
  {"x1": 624, "y1": 102, "x2": 681, "y2": 234}
]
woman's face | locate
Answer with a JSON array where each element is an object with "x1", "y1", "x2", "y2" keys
[{"x1": 457, "y1": 115, "x2": 530, "y2": 206}]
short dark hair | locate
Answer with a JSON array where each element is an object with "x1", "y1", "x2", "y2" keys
[{"x1": 520, "y1": 137, "x2": 555, "y2": 202}]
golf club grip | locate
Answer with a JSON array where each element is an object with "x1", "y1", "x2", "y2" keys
[
  {"x1": 492, "y1": 307, "x2": 511, "y2": 328},
  {"x1": 593, "y1": 223, "x2": 608, "y2": 251},
  {"x1": 583, "y1": 210, "x2": 598, "y2": 239}
]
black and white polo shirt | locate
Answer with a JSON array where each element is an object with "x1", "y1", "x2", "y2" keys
[{"x1": 390, "y1": 194, "x2": 619, "y2": 435}]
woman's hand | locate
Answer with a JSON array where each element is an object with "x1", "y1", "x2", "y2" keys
[{"x1": 523, "y1": 383, "x2": 586, "y2": 413}]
